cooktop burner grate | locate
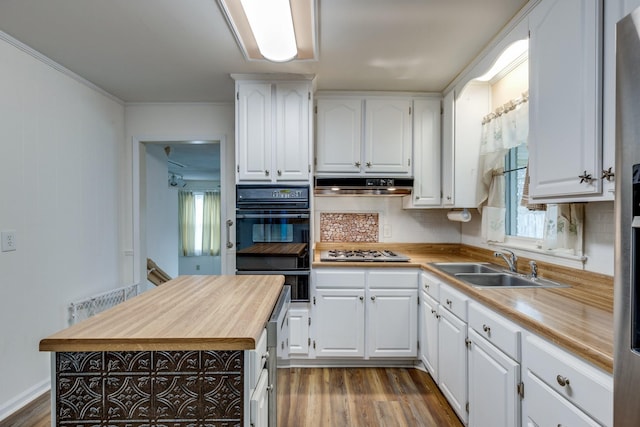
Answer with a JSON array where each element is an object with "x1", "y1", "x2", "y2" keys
[{"x1": 320, "y1": 249, "x2": 410, "y2": 262}]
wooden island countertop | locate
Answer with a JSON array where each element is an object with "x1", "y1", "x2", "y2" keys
[{"x1": 39, "y1": 275, "x2": 284, "y2": 353}]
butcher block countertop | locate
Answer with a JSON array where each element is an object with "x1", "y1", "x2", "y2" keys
[
  {"x1": 237, "y1": 242, "x2": 307, "y2": 256},
  {"x1": 39, "y1": 275, "x2": 284, "y2": 353},
  {"x1": 314, "y1": 243, "x2": 614, "y2": 373}
]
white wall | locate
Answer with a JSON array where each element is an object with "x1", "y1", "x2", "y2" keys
[
  {"x1": 314, "y1": 196, "x2": 462, "y2": 243},
  {"x1": 0, "y1": 35, "x2": 125, "y2": 417},
  {"x1": 145, "y1": 145, "x2": 179, "y2": 279},
  {"x1": 123, "y1": 103, "x2": 235, "y2": 283},
  {"x1": 461, "y1": 202, "x2": 615, "y2": 276}
]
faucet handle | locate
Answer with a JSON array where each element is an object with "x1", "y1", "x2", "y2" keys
[{"x1": 529, "y1": 260, "x2": 538, "y2": 278}]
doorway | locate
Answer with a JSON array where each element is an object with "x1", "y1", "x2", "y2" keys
[{"x1": 133, "y1": 136, "x2": 228, "y2": 287}]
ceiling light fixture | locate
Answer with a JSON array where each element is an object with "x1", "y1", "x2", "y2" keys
[
  {"x1": 217, "y1": 0, "x2": 318, "y2": 62},
  {"x1": 475, "y1": 39, "x2": 529, "y2": 82}
]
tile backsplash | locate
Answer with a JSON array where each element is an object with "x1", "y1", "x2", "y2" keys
[{"x1": 320, "y1": 213, "x2": 379, "y2": 242}]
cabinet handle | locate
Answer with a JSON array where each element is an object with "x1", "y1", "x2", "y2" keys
[
  {"x1": 225, "y1": 219, "x2": 234, "y2": 249},
  {"x1": 578, "y1": 171, "x2": 593, "y2": 184},
  {"x1": 265, "y1": 170, "x2": 270, "y2": 176},
  {"x1": 277, "y1": 170, "x2": 282, "y2": 176},
  {"x1": 424, "y1": 283, "x2": 429, "y2": 289},
  {"x1": 482, "y1": 324, "x2": 491, "y2": 333},
  {"x1": 435, "y1": 314, "x2": 441, "y2": 319},
  {"x1": 359, "y1": 296, "x2": 364, "y2": 301},
  {"x1": 355, "y1": 161, "x2": 361, "y2": 168},
  {"x1": 446, "y1": 299, "x2": 452, "y2": 307},
  {"x1": 371, "y1": 295, "x2": 376, "y2": 301},
  {"x1": 556, "y1": 375, "x2": 570, "y2": 387},
  {"x1": 601, "y1": 167, "x2": 615, "y2": 182},
  {"x1": 266, "y1": 384, "x2": 274, "y2": 392},
  {"x1": 446, "y1": 195, "x2": 452, "y2": 200},
  {"x1": 366, "y1": 161, "x2": 372, "y2": 168},
  {"x1": 431, "y1": 309, "x2": 437, "y2": 315}
]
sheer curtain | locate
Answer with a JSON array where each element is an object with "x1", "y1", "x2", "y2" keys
[
  {"x1": 178, "y1": 192, "x2": 196, "y2": 256},
  {"x1": 202, "y1": 191, "x2": 221, "y2": 256},
  {"x1": 477, "y1": 97, "x2": 529, "y2": 242}
]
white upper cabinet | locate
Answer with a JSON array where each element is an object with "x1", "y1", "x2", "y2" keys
[
  {"x1": 363, "y1": 98, "x2": 412, "y2": 174},
  {"x1": 237, "y1": 83, "x2": 273, "y2": 182},
  {"x1": 441, "y1": 90, "x2": 455, "y2": 207},
  {"x1": 235, "y1": 78, "x2": 312, "y2": 183},
  {"x1": 315, "y1": 94, "x2": 412, "y2": 176},
  {"x1": 403, "y1": 97, "x2": 442, "y2": 208},
  {"x1": 315, "y1": 98, "x2": 362, "y2": 173},
  {"x1": 528, "y1": 0, "x2": 603, "y2": 200}
]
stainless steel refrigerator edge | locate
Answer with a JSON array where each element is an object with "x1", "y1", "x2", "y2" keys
[{"x1": 615, "y1": 8, "x2": 640, "y2": 425}]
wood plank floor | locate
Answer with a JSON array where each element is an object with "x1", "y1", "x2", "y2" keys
[{"x1": 2, "y1": 368, "x2": 462, "y2": 427}]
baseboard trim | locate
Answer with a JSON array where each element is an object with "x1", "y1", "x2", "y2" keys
[
  {"x1": 0, "y1": 379, "x2": 50, "y2": 422},
  {"x1": 286, "y1": 359, "x2": 420, "y2": 369}
]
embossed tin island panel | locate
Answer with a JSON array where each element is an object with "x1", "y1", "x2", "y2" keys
[{"x1": 55, "y1": 350, "x2": 243, "y2": 426}]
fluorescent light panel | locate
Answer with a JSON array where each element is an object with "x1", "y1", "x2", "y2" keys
[
  {"x1": 218, "y1": 0, "x2": 317, "y2": 62},
  {"x1": 475, "y1": 39, "x2": 529, "y2": 82}
]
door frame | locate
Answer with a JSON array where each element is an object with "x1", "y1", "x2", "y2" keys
[{"x1": 131, "y1": 134, "x2": 229, "y2": 285}]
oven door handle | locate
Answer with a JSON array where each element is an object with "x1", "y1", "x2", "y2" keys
[
  {"x1": 236, "y1": 213, "x2": 310, "y2": 219},
  {"x1": 236, "y1": 270, "x2": 310, "y2": 276}
]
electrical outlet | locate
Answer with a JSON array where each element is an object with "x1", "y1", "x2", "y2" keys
[
  {"x1": 1, "y1": 230, "x2": 17, "y2": 252},
  {"x1": 383, "y1": 224, "x2": 392, "y2": 238}
]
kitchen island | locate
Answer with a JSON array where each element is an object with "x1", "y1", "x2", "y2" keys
[{"x1": 39, "y1": 274, "x2": 284, "y2": 427}]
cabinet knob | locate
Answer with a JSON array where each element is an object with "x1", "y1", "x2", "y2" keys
[
  {"x1": 446, "y1": 196, "x2": 452, "y2": 201},
  {"x1": 556, "y1": 375, "x2": 570, "y2": 387},
  {"x1": 265, "y1": 170, "x2": 270, "y2": 176},
  {"x1": 482, "y1": 324, "x2": 491, "y2": 333},
  {"x1": 601, "y1": 167, "x2": 615, "y2": 182},
  {"x1": 578, "y1": 171, "x2": 592, "y2": 184},
  {"x1": 446, "y1": 299, "x2": 452, "y2": 307},
  {"x1": 355, "y1": 161, "x2": 361, "y2": 168},
  {"x1": 366, "y1": 161, "x2": 372, "y2": 168},
  {"x1": 277, "y1": 170, "x2": 282, "y2": 176},
  {"x1": 424, "y1": 284, "x2": 429, "y2": 289},
  {"x1": 371, "y1": 295, "x2": 376, "y2": 301},
  {"x1": 431, "y1": 309, "x2": 437, "y2": 315},
  {"x1": 359, "y1": 296, "x2": 364, "y2": 301}
]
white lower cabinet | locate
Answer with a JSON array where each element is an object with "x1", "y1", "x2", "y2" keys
[
  {"x1": 522, "y1": 333, "x2": 613, "y2": 427},
  {"x1": 288, "y1": 306, "x2": 310, "y2": 356},
  {"x1": 313, "y1": 268, "x2": 418, "y2": 359},
  {"x1": 419, "y1": 289, "x2": 439, "y2": 380},
  {"x1": 250, "y1": 369, "x2": 269, "y2": 427},
  {"x1": 314, "y1": 287, "x2": 366, "y2": 357}
]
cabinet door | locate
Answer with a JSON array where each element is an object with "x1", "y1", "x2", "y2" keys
[
  {"x1": 524, "y1": 370, "x2": 601, "y2": 427},
  {"x1": 275, "y1": 82, "x2": 310, "y2": 181},
  {"x1": 441, "y1": 90, "x2": 455, "y2": 206},
  {"x1": 411, "y1": 99, "x2": 442, "y2": 206},
  {"x1": 250, "y1": 369, "x2": 270, "y2": 427},
  {"x1": 315, "y1": 98, "x2": 362, "y2": 173},
  {"x1": 364, "y1": 99, "x2": 412, "y2": 174},
  {"x1": 237, "y1": 83, "x2": 273, "y2": 181},
  {"x1": 367, "y1": 288, "x2": 418, "y2": 358},
  {"x1": 288, "y1": 307, "x2": 309, "y2": 355},
  {"x1": 420, "y1": 292, "x2": 439, "y2": 381},
  {"x1": 528, "y1": 0, "x2": 603, "y2": 199},
  {"x1": 438, "y1": 307, "x2": 468, "y2": 424},
  {"x1": 468, "y1": 329, "x2": 520, "y2": 427},
  {"x1": 314, "y1": 288, "x2": 365, "y2": 357}
]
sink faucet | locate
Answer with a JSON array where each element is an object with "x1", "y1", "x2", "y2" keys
[
  {"x1": 494, "y1": 250, "x2": 518, "y2": 272},
  {"x1": 529, "y1": 260, "x2": 538, "y2": 279}
]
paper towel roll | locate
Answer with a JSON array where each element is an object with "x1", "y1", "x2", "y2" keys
[{"x1": 447, "y1": 209, "x2": 471, "y2": 222}]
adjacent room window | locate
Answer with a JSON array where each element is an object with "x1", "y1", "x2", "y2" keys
[
  {"x1": 504, "y1": 146, "x2": 545, "y2": 239},
  {"x1": 179, "y1": 191, "x2": 221, "y2": 256}
]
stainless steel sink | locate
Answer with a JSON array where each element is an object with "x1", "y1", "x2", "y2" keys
[
  {"x1": 429, "y1": 262, "x2": 570, "y2": 289},
  {"x1": 430, "y1": 262, "x2": 503, "y2": 275},
  {"x1": 454, "y1": 273, "x2": 569, "y2": 289}
]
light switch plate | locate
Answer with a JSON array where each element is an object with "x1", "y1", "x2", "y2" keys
[{"x1": 1, "y1": 230, "x2": 17, "y2": 252}]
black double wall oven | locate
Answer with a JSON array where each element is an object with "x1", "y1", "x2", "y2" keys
[{"x1": 235, "y1": 185, "x2": 310, "y2": 302}]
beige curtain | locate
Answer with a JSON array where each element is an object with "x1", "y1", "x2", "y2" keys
[
  {"x1": 202, "y1": 191, "x2": 221, "y2": 256},
  {"x1": 178, "y1": 191, "x2": 195, "y2": 256},
  {"x1": 477, "y1": 95, "x2": 529, "y2": 243},
  {"x1": 542, "y1": 204, "x2": 584, "y2": 256}
]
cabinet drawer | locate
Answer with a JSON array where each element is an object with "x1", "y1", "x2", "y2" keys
[
  {"x1": 420, "y1": 272, "x2": 440, "y2": 300},
  {"x1": 368, "y1": 270, "x2": 418, "y2": 288},
  {"x1": 525, "y1": 369, "x2": 600, "y2": 427},
  {"x1": 314, "y1": 269, "x2": 365, "y2": 288},
  {"x1": 248, "y1": 329, "x2": 268, "y2": 391},
  {"x1": 524, "y1": 334, "x2": 612, "y2": 426},
  {"x1": 439, "y1": 283, "x2": 468, "y2": 321},
  {"x1": 468, "y1": 302, "x2": 520, "y2": 361}
]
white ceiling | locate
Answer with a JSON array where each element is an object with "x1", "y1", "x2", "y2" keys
[{"x1": 0, "y1": 0, "x2": 529, "y2": 103}]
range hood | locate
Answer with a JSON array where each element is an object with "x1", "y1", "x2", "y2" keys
[{"x1": 314, "y1": 177, "x2": 413, "y2": 196}]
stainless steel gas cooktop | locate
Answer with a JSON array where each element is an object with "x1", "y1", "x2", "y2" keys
[{"x1": 319, "y1": 249, "x2": 411, "y2": 262}]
